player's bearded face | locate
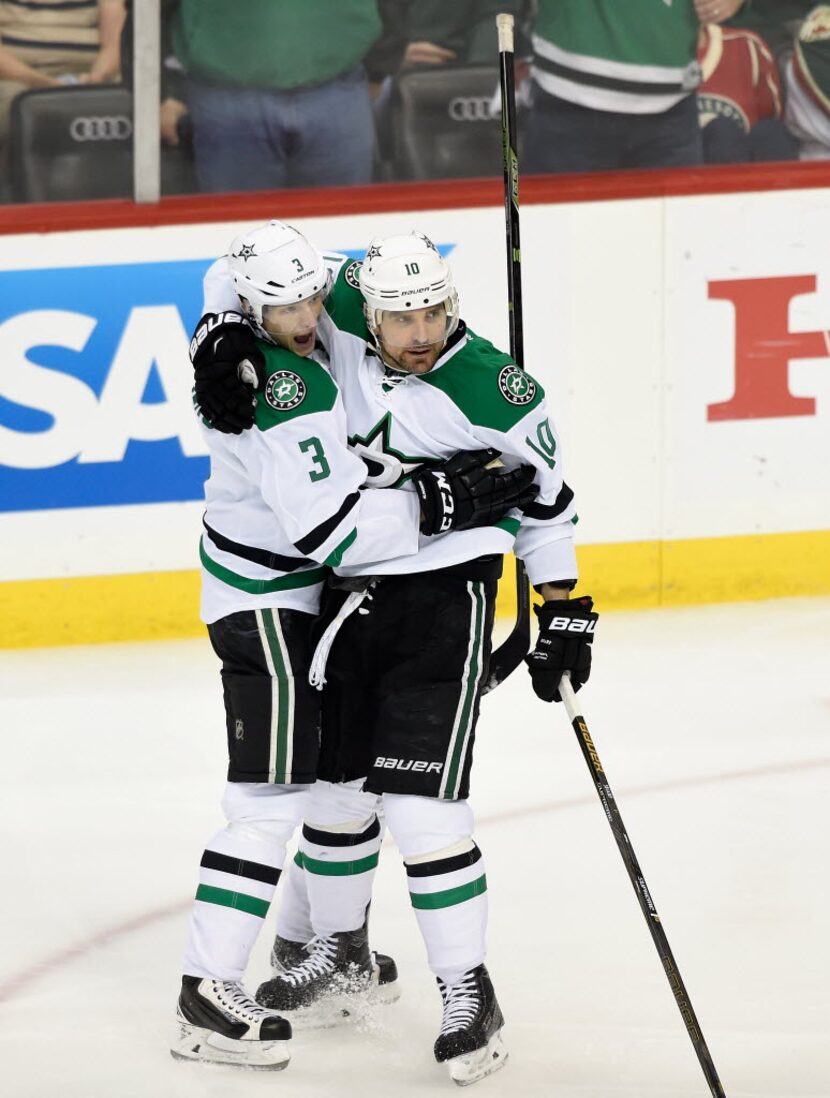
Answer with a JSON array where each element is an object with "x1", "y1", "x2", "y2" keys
[
  {"x1": 262, "y1": 293, "x2": 325, "y2": 356},
  {"x1": 377, "y1": 304, "x2": 448, "y2": 374}
]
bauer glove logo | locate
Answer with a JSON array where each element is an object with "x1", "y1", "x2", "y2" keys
[
  {"x1": 189, "y1": 311, "x2": 246, "y2": 363},
  {"x1": 545, "y1": 617, "x2": 596, "y2": 634}
]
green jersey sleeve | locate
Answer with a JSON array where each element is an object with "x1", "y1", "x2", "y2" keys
[
  {"x1": 324, "y1": 260, "x2": 372, "y2": 341},
  {"x1": 420, "y1": 327, "x2": 544, "y2": 433}
]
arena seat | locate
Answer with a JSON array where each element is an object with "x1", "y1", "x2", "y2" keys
[
  {"x1": 387, "y1": 64, "x2": 504, "y2": 181},
  {"x1": 9, "y1": 85, "x2": 195, "y2": 203}
]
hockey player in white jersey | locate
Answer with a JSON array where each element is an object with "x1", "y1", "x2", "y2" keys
[
  {"x1": 172, "y1": 222, "x2": 537, "y2": 1071},
  {"x1": 193, "y1": 229, "x2": 597, "y2": 1085}
]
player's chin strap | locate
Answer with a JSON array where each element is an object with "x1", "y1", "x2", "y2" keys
[{"x1": 308, "y1": 579, "x2": 378, "y2": 690}]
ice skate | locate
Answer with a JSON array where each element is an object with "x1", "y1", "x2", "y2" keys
[
  {"x1": 271, "y1": 932, "x2": 400, "y2": 991},
  {"x1": 257, "y1": 926, "x2": 399, "y2": 1026},
  {"x1": 434, "y1": 965, "x2": 507, "y2": 1086},
  {"x1": 171, "y1": 976, "x2": 291, "y2": 1069}
]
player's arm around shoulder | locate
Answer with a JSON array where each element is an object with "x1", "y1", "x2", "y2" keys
[{"x1": 323, "y1": 255, "x2": 372, "y2": 342}]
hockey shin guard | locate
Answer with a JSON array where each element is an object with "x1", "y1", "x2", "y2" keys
[
  {"x1": 385, "y1": 795, "x2": 488, "y2": 985},
  {"x1": 181, "y1": 783, "x2": 307, "y2": 981},
  {"x1": 301, "y1": 780, "x2": 383, "y2": 937}
]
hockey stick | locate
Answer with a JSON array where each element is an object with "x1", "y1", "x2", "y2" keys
[
  {"x1": 559, "y1": 674, "x2": 728, "y2": 1097},
  {"x1": 485, "y1": 11, "x2": 531, "y2": 692}
]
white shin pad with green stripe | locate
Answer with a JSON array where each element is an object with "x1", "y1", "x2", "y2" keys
[
  {"x1": 298, "y1": 778, "x2": 384, "y2": 937},
  {"x1": 182, "y1": 783, "x2": 308, "y2": 981},
  {"x1": 385, "y1": 795, "x2": 488, "y2": 986}
]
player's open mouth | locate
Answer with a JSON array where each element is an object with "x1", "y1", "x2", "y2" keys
[{"x1": 294, "y1": 331, "x2": 315, "y2": 349}]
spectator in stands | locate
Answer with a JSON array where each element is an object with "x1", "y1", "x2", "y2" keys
[
  {"x1": 724, "y1": 0, "x2": 813, "y2": 64},
  {"x1": 520, "y1": 0, "x2": 744, "y2": 174},
  {"x1": 171, "y1": 0, "x2": 381, "y2": 193},
  {"x1": 697, "y1": 20, "x2": 799, "y2": 162},
  {"x1": 0, "y1": 0, "x2": 125, "y2": 158},
  {"x1": 782, "y1": 5, "x2": 830, "y2": 159},
  {"x1": 391, "y1": 1, "x2": 532, "y2": 70},
  {"x1": 120, "y1": 0, "x2": 187, "y2": 148}
]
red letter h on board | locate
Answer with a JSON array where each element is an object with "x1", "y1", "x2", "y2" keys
[{"x1": 707, "y1": 275, "x2": 828, "y2": 421}]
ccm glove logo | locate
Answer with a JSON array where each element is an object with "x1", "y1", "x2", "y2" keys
[{"x1": 434, "y1": 471, "x2": 455, "y2": 532}]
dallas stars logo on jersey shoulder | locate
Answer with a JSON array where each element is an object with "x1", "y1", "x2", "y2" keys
[
  {"x1": 264, "y1": 370, "x2": 306, "y2": 411},
  {"x1": 344, "y1": 261, "x2": 363, "y2": 289},
  {"x1": 498, "y1": 365, "x2": 536, "y2": 406},
  {"x1": 349, "y1": 412, "x2": 438, "y2": 488}
]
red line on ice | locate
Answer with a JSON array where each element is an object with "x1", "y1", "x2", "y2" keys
[{"x1": 1, "y1": 756, "x2": 827, "y2": 1004}]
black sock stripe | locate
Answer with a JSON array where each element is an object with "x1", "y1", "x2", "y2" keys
[
  {"x1": 405, "y1": 844, "x2": 481, "y2": 879},
  {"x1": 302, "y1": 816, "x2": 381, "y2": 848},
  {"x1": 200, "y1": 850, "x2": 282, "y2": 886}
]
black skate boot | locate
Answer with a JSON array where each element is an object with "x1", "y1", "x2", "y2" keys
[
  {"x1": 171, "y1": 975, "x2": 291, "y2": 1069},
  {"x1": 271, "y1": 932, "x2": 400, "y2": 990},
  {"x1": 434, "y1": 964, "x2": 507, "y2": 1086},
  {"x1": 270, "y1": 935, "x2": 309, "y2": 974},
  {"x1": 257, "y1": 925, "x2": 399, "y2": 1025}
]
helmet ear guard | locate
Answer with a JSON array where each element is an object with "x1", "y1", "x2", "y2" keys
[
  {"x1": 227, "y1": 220, "x2": 331, "y2": 343},
  {"x1": 358, "y1": 232, "x2": 460, "y2": 353}
]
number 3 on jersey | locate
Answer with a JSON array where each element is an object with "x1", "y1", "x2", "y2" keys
[{"x1": 299, "y1": 436, "x2": 331, "y2": 481}]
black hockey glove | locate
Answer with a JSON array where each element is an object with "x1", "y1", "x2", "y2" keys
[
  {"x1": 190, "y1": 311, "x2": 265, "y2": 434},
  {"x1": 412, "y1": 448, "x2": 537, "y2": 537},
  {"x1": 525, "y1": 596, "x2": 598, "y2": 703}
]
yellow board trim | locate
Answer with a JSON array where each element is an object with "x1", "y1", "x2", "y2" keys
[{"x1": 2, "y1": 529, "x2": 829, "y2": 648}]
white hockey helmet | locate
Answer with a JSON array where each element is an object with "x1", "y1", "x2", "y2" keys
[
  {"x1": 227, "y1": 220, "x2": 331, "y2": 342},
  {"x1": 359, "y1": 231, "x2": 460, "y2": 349}
]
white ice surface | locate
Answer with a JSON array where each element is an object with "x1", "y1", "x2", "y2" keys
[{"x1": 0, "y1": 598, "x2": 828, "y2": 1098}]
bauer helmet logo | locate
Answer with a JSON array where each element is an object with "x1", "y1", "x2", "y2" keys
[
  {"x1": 264, "y1": 370, "x2": 306, "y2": 411},
  {"x1": 498, "y1": 366, "x2": 536, "y2": 405}
]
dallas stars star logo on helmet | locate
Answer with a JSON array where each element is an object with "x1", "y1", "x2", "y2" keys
[
  {"x1": 265, "y1": 370, "x2": 306, "y2": 411},
  {"x1": 344, "y1": 260, "x2": 363, "y2": 289},
  {"x1": 498, "y1": 365, "x2": 536, "y2": 405}
]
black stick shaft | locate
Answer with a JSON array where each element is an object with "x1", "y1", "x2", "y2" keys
[
  {"x1": 487, "y1": 12, "x2": 530, "y2": 689},
  {"x1": 560, "y1": 677, "x2": 727, "y2": 1097},
  {"x1": 499, "y1": 12, "x2": 524, "y2": 368}
]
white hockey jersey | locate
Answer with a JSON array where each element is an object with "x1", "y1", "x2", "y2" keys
[
  {"x1": 198, "y1": 335, "x2": 420, "y2": 624},
  {"x1": 318, "y1": 261, "x2": 578, "y2": 584},
  {"x1": 200, "y1": 252, "x2": 578, "y2": 612}
]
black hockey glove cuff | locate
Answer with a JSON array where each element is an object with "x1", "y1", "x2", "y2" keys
[
  {"x1": 411, "y1": 449, "x2": 538, "y2": 537},
  {"x1": 525, "y1": 596, "x2": 597, "y2": 703},
  {"x1": 191, "y1": 311, "x2": 266, "y2": 434}
]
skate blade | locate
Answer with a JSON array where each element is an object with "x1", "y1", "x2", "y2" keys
[
  {"x1": 446, "y1": 1031, "x2": 508, "y2": 1087},
  {"x1": 170, "y1": 1021, "x2": 290, "y2": 1070}
]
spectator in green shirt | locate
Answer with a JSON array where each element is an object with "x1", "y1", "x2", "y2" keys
[{"x1": 172, "y1": 0, "x2": 381, "y2": 192}]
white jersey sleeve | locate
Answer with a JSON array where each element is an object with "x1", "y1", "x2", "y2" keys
[
  {"x1": 202, "y1": 256, "x2": 240, "y2": 314},
  {"x1": 468, "y1": 397, "x2": 578, "y2": 586}
]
